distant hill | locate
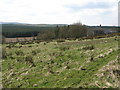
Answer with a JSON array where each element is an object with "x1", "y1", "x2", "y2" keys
[
  {"x1": 0, "y1": 22, "x2": 27, "y2": 24},
  {"x1": 1, "y1": 22, "x2": 67, "y2": 38},
  {"x1": 1, "y1": 22, "x2": 118, "y2": 38}
]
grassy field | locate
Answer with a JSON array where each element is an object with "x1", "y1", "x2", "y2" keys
[{"x1": 2, "y1": 36, "x2": 119, "y2": 88}]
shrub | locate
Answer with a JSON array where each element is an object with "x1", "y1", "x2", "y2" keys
[
  {"x1": 56, "y1": 39, "x2": 65, "y2": 43},
  {"x1": 18, "y1": 45, "x2": 22, "y2": 48},
  {"x1": 89, "y1": 54, "x2": 94, "y2": 61},
  {"x1": 25, "y1": 55, "x2": 33, "y2": 62},
  {"x1": 35, "y1": 40, "x2": 41, "y2": 44},
  {"x1": 17, "y1": 56, "x2": 24, "y2": 62},
  {"x1": 31, "y1": 49, "x2": 40, "y2": 55},
  {"x1": 32, "y1": 50, "x2": 37, "y2": 55},
  {"x1": 59, "y1": 46, "x2": 70, "y2": 51},
  {"x1": 82, "y1": 45, "x2": 95, "y2": 50},
  {"x1": 28, "y1": 45, "x2": 32, "y2": 47},
  {"x1": 113, "y1": 70, "x2": 120, "y2": 77},
  {"x1": 9, "y1": 56, "x2": 14, "y2": 59},
  {"x1": 7, "y1": 52, "x2": 14, "y2": 59},
  {"x1": 77, "y1": 48, "x2": 81, "y2": 51},
  {"x1": 15, "y1": 50, "x2": 24, "y2": 56},
  {"x1": 25, "y1": 55, "x2": 35, "y2": 67},
  {"x1": 20, "y1": 42, "x2": 26, "y2": 45},
  {"x1": 78, "y1": 37, "x2": 86, "y2": 41},
  {"x1": 47, "y1": 65, "x2": 54, "y2": 74},
  {"x1": 44, "y1": 42, "x2": 46, "y2": 45},
  {"x1": 6, "y1": 45, "x2": 12, "y2": 48}
]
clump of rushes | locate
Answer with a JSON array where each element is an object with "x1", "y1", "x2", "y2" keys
[
  {"x1": 59, "y1": 46, "x2": 70, "y2": 51},
  {"x1": 15, "y1": 50, "x2": 24, "y2": 56},
  {"x1": 28, "y1": 45, "x2": 32, "y2": 47},
  {"x1": 47, "y1": 65, "x2": 54, "y2": 74},
  {"x1": 25, "y1": 55, "x2": 35, "y2": 67},
  {"x1": 20, "y1": 42, "x2": 26, "y2": 45},
  {"x1": 82, "y1": 45, "x2": 95, "y2": 50},
  {"x1": 6, "y1": 43, "x2": 16, "y2": 48},
  {"x1": 17, "y1": 56, "x2": 24, "y2": 62},
  {"x1": 44, "y1": 42, "x2": 46, "y2": 45},
  {"x1": 113, "y1": 69, "x2": 120, "y2": 77},
  {"x1": 31, "y1": 49, "x2": 40, "y2": 55},
  {"x1": 89, "y1": 54, "x2": 94, "y2": 62},
  {"x1": 32, "y1": 50, "x2": 37, "y2": 55}
]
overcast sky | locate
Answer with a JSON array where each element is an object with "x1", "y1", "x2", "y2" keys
[{"x1": 0, "y1": 0, "x2": 119, "y2": 26}]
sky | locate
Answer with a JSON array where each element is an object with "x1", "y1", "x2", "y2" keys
[{"x1": 0, "y1": 0, "x2": 119, "y2": 26}]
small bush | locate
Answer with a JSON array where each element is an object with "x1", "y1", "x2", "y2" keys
[
  {"x1": 47, "y1": 65, "x2": 54, "y2": 74},
  {"x1": 25, "y1": 55, "x2": 35, "y2": 67},
  {"x1": 89, "y1": 54, "x2": 94, "y2": 61},
  {"x1": 82, "y1": 45, "x2": 95, "y2": 50},
  {"x1": 44, "y1": 42, "x2": 46, "y2": 45},
  {"x1": 25, "y1": 55, "x2": 33, "y2": 62},
  {"x1": 9, "y1": 56, "x2": 15, "y2": 59},
  {"x1": 6, "y1": 45, "x2": 12, "y2": 48},
  {"x1": 59, "y1": 46, "x2": 70, "y2": 51},
  {"x1": 56, "y1": 39, "x2": 65, "y2": 43},
  {"x1": 77, "y1": 48, "x2": 81, "y2": 51},
  {"x1": 28, "y1": 45, "x2": 32, "y2": 47},
  {"x1": 78, "y1": 38, "x2": 85, "y2": 41},
  {"x1": 32, "y1": 50, "x2": 37, "y2": 55},
  {"x1": 15, "y1": 50, "x2": 24, "y2": 56},
  {"x1": 17, "y1": 56, "x2": 24, "y2": 62},
  {"x1": 35, "y1": 40, "x2": 41, "y2": 44},
  {"x1": 20, "y1": 42, "x2": 26, "y2": 45},
  {"x1": 18, "y1": 46, "x2": 22, "y2": 48},
  {"x1": 7, "y1": 52, "x2": 14, "y2": 59},
  {"x1": 31, "y1": 49, "x2": 40, "y2": 55},
  {"x1": 113, "y1": 70, "x2": 120, "y2": 77}
]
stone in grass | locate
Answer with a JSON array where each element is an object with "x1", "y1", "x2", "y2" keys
[
  {"x1": 105, "y1": 50, "x2": 113, "y2": 55},
  {"x1": 108, "y1": 49, "x2": 113, "y2": 53},
  {"x1": 54, "y1": 63, "x2": 58, "y2": 65},
  {"x1": 98, "y1": 54, "x2": 104, "y2": 58},
  {"x1": 33, "y1": 84, "x2": 38, "y2": 87},
  {"x1": 64, "y1": 66, "x2": 70, "y2": 69}
]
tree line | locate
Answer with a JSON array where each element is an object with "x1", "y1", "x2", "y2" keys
[
  {"x1": 37, "y1": 23, "x2": 88, "y2": 40},
  {"x1": 2, "y1": 24, "x2": 55, "y2": 38}
]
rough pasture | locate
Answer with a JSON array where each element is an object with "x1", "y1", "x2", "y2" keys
[{"x1": 2, "y1": 36, "x2": 119, "y2": 88}]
